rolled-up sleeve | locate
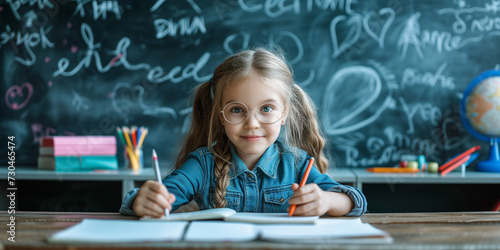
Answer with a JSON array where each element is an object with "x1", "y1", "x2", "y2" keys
[
  {"x1": 327, "y1": 185, "x2": 367, "y2": 216},
  {"x1": 301, "y1": 157, "x2": 367, "y2": 217},
  {"x1": 119, "y1": 188, "x2": 139, "y2": 216}
]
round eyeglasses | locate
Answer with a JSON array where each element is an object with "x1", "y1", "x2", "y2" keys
[{"x1": 220, "y1": 101, "x2": 284, "y2": 124}]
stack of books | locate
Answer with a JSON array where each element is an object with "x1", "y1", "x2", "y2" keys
[{"x1": 38, "y1": 136, "x2": 118, "y2": 171}]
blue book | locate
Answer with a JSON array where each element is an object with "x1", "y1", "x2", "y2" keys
[{"x1": 38, "y1": 155, "x2": 118, "y2": 172}]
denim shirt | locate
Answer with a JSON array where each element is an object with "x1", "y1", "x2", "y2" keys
[{"x1": 120, "y1": 141, "x2": 367, "y2": 216}]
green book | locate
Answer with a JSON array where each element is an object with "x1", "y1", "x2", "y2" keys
[{"x1": 38, "y1": 155, "x2": 118, "y2": 172}]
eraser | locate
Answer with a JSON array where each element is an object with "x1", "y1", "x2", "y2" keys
[
  {"x1": 407, "y1": 161, "x2": 419, "y2": 169},
  {"x1": 399, "y1": 161, "x2": 408, "y2": 168},
  {"x1": 417, "y1": 155, "x2": 426, "y2": 170},
  {"x1": 427, "y1": 162, "x2": 439, "y2": 173}
]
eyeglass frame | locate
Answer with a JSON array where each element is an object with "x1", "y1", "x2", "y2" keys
[{"x1": 220, "y1": 101, "x2": 285, "y2": 125}]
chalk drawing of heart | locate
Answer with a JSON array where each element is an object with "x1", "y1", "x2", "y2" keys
[
  {"x1": 363, "y1": 8, "x2": 395, "y2": 49},
  {"x1": 322, "y1": 66, "x2": 388, "y2": 135},
  {"x1": 330, "y1": 14, "x2": 362, "y2": 59},
  {"x1": 5, "y1": 82, "x2": 33, "y2": 110}
]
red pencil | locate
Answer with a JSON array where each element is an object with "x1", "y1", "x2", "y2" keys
[
  {"x1": 438, "y1": 146, "x2": 480, "y2": 172},
  {"x1": 440, "y1": 154, "x2": 471, "y2": 177},
  {"x1": 289, "y1": 158, "x2": 315, "y2": 216},
  {"x1": 131, "y1": 126, "x2": 137, "y2": 148}
]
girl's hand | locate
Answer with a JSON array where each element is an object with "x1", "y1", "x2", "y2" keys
[
  {"x1": 288, "y1": 183, "x2": 353, "y2": 216},
  {"x1": 132, "y1": 180, "x2": 176, "y2": 218}
]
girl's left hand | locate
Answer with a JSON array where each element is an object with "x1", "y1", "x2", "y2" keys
[{"x1": 288, "y1": 183, "x2": 329, "y2": 216}]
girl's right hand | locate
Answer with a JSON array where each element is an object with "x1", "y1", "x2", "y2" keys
[{"x1": 132, "y1": 180, "x2": 176, "y2": 218}]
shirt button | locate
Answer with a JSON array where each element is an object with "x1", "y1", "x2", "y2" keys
[
  {"x1": 247, "y1": 173, "x2": 252, "y2": 178},
  {"x1": 279, "y1": 198, "x2": 284, "y2": 202}
]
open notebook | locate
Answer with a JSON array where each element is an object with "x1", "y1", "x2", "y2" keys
[
  {"x1": 48, "y1": 217, "x2": 392, "y2": 244},
  {"x1": 186, "y1": 218, "x2": 392, "y2": 244},
  {"x1": 141, "y1": 208, "x2": 319, "y2": 224}
]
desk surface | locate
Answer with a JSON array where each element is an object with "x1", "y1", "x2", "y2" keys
[{"x1": 1, "y1": 211, "x2": 499, "y2": 249}]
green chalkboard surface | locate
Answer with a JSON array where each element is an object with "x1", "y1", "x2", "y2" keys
[{"x1": 1, "y1": 0, "x2": 499, "y2": 170}]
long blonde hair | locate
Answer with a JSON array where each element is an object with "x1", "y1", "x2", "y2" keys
[{"x1": 175, "y1": 48, "x2": 328, "y2": 208}]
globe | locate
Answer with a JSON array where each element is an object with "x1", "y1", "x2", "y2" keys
[{"x1": 461, "y1": 68, "x2": 500, "y2": 172}]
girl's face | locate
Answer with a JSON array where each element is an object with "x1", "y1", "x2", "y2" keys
[{"x1": 219, "y1": 74, "x2": 286, "y2": 168}]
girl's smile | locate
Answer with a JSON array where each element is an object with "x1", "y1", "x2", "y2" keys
[{"x1": 241, "y1": 135, "x2": 264, "y2": 142}]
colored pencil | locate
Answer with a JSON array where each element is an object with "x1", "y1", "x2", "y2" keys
[
  {"x1": 289, "y1": 158, "x2": 315, "y2": 216},
  {"x1": 366, "y1": 167, "x2": 420, "y2": 173},
  {"x1": 136, "y1": 127, "x2": 142, "y2": 147},
  {"x1": 438, "y1": 146, "x2": 480, "y2": 172},
  {"x1": 137, "y1": 127, "x2": 148, "y2": 148},
  {"x1": 116, "y1": 127, "x2": 126, "y2": 146},
  {"x1": 122, "y1": 127, "x2": 133, "y2": 149},
  {"x1": 122, "y1": 127, "x2": 139, "y2": 170},
  {"x1": 125, "y1": 146, "x2": 139, "y2": 170},
  {"x1": 131, "y1": 126, "x2": 138, "y2": 148},
  {"x1": 440, "y1": 155, "x2": 471, "y2": 177}
]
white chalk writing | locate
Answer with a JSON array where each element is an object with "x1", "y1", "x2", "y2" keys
[
  {"x1": 146, "y1": 52, "x2": 212, "y2": 84},
  {"x1": 151, "y1": 0, "x2": 201, "y2": 13},
  {"x1": 238, "y1": 0, "x2": 355, "y2": 17},
  {"x1": 6, "y1": 0, "x2": 54, "y2": 20},
  {"x1": 74, "y1": 0, "x2": 122, "y2": 20},
  {"x1": 53, "y1": 23, "x2": 150, "y2": 77},
  {"x1": 401, "y1": 63, "x2": 455, "y2": 90},
  {"x1": 0, "y1": 25, "x2": 54, "y2": 66},
  {"x1": 399, "y1": 97, "x2": 442, "y2": 134},
  {"x1": 111, "y1": 83, "x2": 177, "y2": 120},
  {"x1": 154, "y1": 16, "x2": 206, "y2": 38},
  {"x1": 398, "y1": 8, "x2": 495, "y2": 59}
]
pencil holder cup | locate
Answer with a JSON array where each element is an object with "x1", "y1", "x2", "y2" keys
[{"x1": 124, "y1": 148, "x2": 143, "y2": 170}]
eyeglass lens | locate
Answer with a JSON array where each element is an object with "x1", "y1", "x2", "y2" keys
[{"x1": 222, "y1": 102, "x2": 283, "y2": 124}]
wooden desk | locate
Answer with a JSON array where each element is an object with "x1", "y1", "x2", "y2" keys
[{"x1": 1, "y1": 211, "x2": 499, "y2": 249}]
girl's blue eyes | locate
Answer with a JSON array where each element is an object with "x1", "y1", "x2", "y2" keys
[
  {"x1": 231, "y1": 107, "x2": 243, "y2": 113},
  {"x1": 261, "y1": 105, "x2": 274, "y2": 112},
  {"x1": 230, "y1": 105, "x2": 274, "y2": 113}
]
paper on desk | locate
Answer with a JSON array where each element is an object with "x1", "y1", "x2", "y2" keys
[
  {"x1": 184, "y1": 218, "x2": 392, "y2": 244},
  {"x1": 48, "y1": 219, "x2": 188, "y2": 243},
  {"x1": 142, "y1": 209, "x2": 318, "y2": 224},
  {"x1": 224, "y1": 212, "x2": 318, "y2": 224},
  {"x1": 257, "y1": 218, "x2": 393, "y2": 244},
  {"x1": 185, "y1": 221, "x2": 259, "y2": 242}
]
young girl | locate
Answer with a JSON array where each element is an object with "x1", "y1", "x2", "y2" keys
[{"x1": 120, "y1": 48, "x2": 367, "y2": 217}]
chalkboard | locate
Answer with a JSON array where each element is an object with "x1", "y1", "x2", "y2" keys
[{"x1": 2, "y1": 0, "x2": 499, "y2": 170}]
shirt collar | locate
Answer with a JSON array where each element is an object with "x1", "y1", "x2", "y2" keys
[{"x1": 229, "y1": 142, "x2": 281, "y2": 179}]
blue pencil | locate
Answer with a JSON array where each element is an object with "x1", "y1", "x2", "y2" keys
[{"x1": 136, "y1": 127, "x2": 142, "y2": 147}]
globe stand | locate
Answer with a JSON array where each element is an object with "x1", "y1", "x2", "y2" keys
[
  {"x1": 461, "y1": 67, "x2": 500, "y2": 173},
  {"x1": 476, "y1": 138, "x2": 500, "y2": 172}
]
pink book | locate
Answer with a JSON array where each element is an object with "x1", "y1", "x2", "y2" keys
[{"x1": 40, "y1": 136, "x2": 117, "y2": 156}]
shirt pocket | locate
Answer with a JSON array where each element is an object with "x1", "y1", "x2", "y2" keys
[
  {"x1": 224, "y1": 191, "x2": 243, "y2": 211},
  {"x1": 262, "y1": 185, "x2": 294, "y2": 213},
  {"x1": 209, "y1": 186, "x2": 243, "y2": 212}
]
